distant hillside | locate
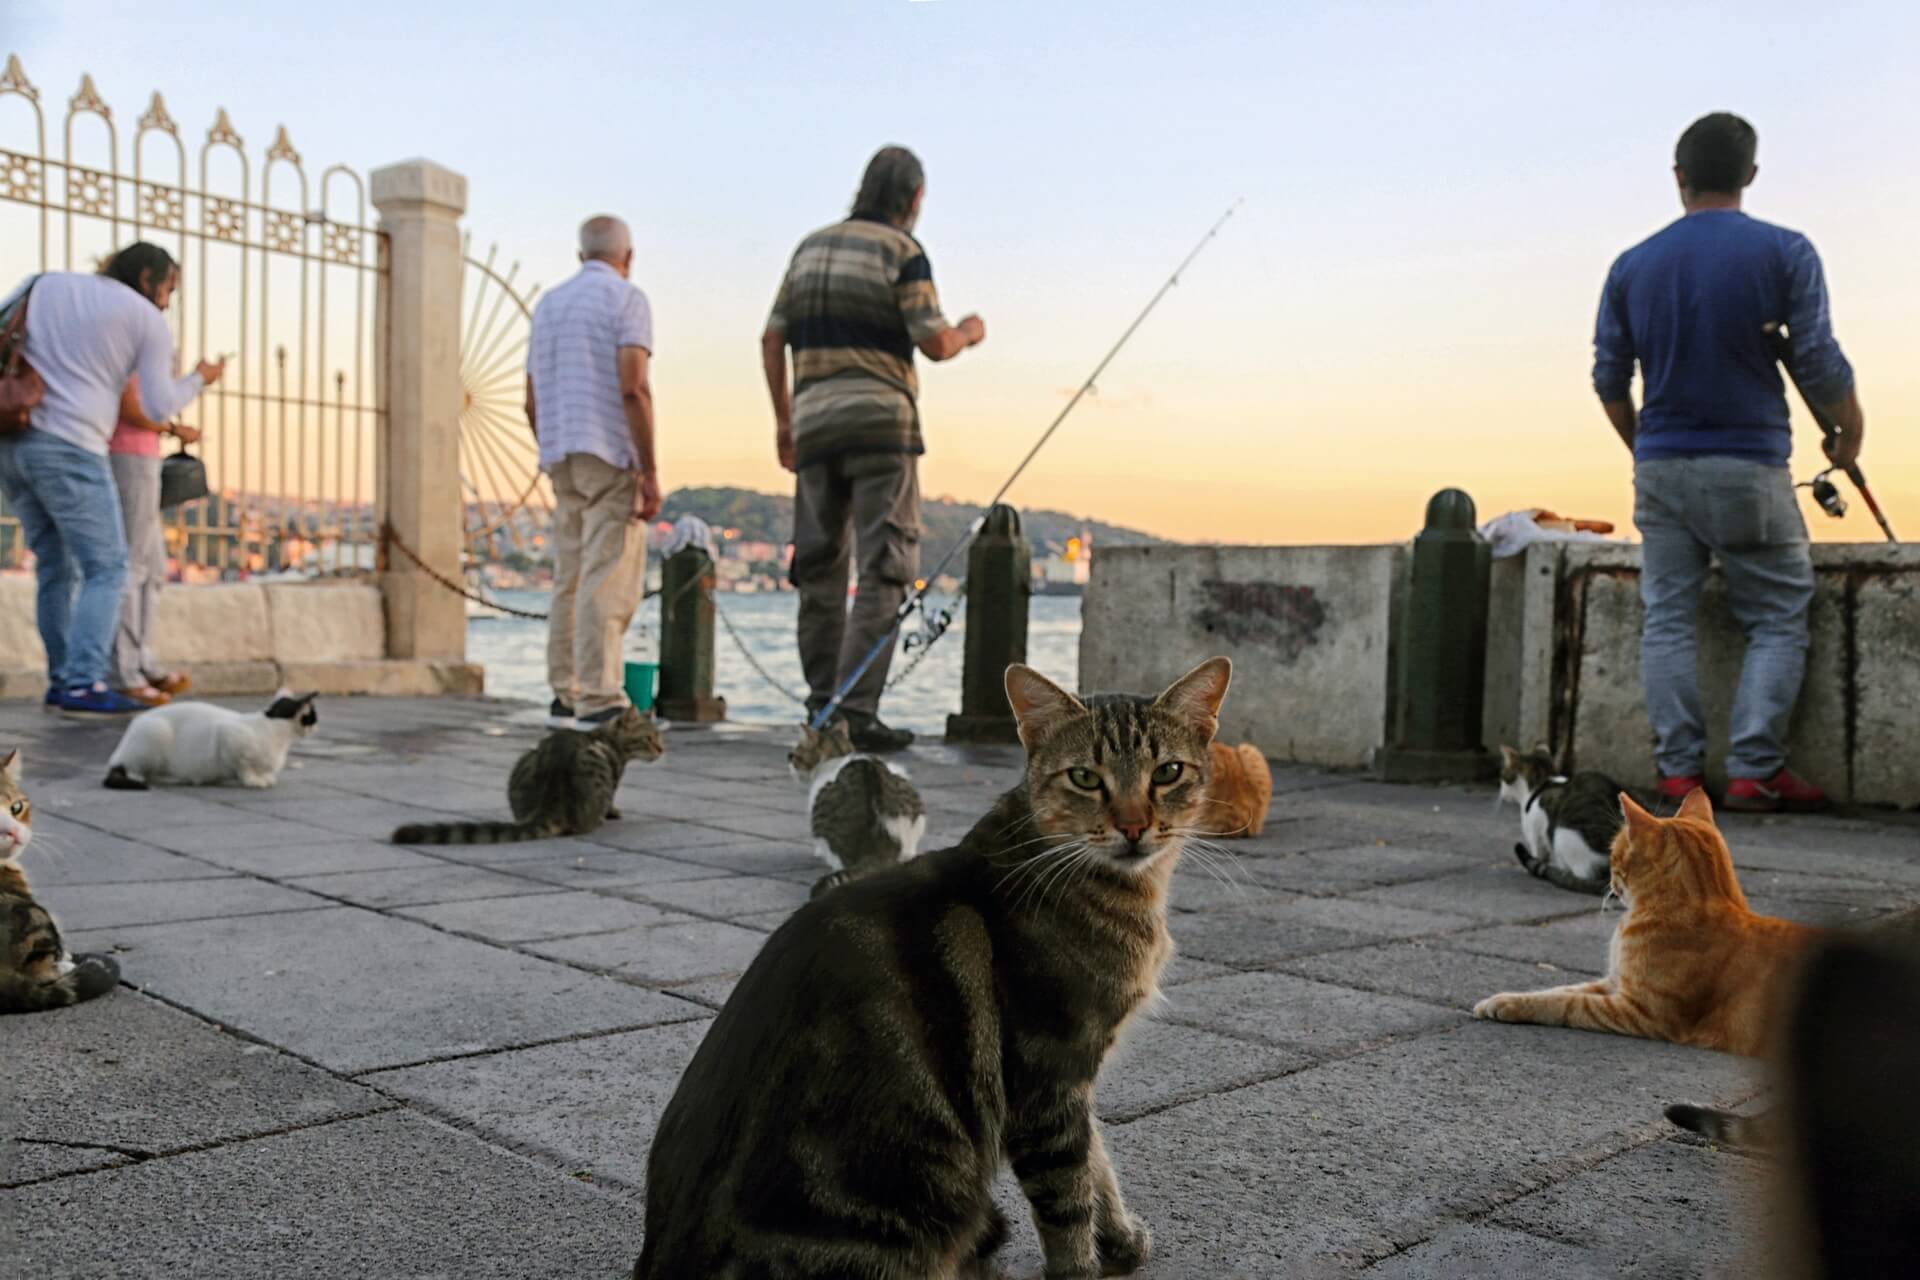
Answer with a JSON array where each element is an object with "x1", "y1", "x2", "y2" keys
[{"x1": 659, "y1": 486, "x2": 1163, "y2": 557}]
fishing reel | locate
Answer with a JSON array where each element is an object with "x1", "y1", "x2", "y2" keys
[
  {"x1": 901, "y1": 601, "x2": 956, "y2": 653},
  {"x1": 1798, "y1": 468, "x2": 1847, "y2": 520}
]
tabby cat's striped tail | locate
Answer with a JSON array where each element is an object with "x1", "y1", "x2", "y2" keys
[
  {"x1": 391, "y1": 818, "x2": 564, "y2": 846},
  {"x1": 0, "y1": 952, "x2": 121, "y2": 1014},
  {"x1": 1665, "y1": 1103, "x2": 1767, "y2": 1149}
]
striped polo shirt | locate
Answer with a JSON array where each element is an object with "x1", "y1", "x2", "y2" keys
[
  {"x1": 768, "y1": 216, "x2": 948, "y2": 468},
  {"x1": 527, "y1": 260, "x2": 654, "y2": 472}
]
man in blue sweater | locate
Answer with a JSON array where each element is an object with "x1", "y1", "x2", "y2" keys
[{"x1": 1592, "y1": 112, "x2": 1865, "y2": 813}]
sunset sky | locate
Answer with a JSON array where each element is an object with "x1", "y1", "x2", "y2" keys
[{"x1": 7, "y1": 0, "x2": 1915, "y2": 545}]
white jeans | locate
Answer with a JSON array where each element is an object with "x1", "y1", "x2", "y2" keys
[{"x1": 109, "y1": 451, "x2": 166, "y2": 690}]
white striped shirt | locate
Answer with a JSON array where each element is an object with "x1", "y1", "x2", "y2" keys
[
  {"x1": 526, "y1": 261, "x2": 653, "y2": 472},
  {"x1": 2, "y1": 272, "x2": 204, "y2": 456}
]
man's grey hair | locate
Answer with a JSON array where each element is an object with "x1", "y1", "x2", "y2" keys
[
  {"x1": 850, "y1": 146, "x2": 924, "y2": 227},
  {"x1": 579, "y1": 215, "x2": 632, "y2": 261}
]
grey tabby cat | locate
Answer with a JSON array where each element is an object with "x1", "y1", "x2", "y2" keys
[
  {"x1": 2, "y1": 750, "x2": 121, "y2": 1014},
  {"x1": 1496, "y1": 744, "x2": 1623, "y2": 895},
  {"x1": 637, "y1": 657, "x2": 1233, "y2": 1280},
  {"x1": 788, "y1": 719, "x2": 926, "y2": 899},
  {"x1": 390, "y1": 707, "x2": 663, "y2": 844}
]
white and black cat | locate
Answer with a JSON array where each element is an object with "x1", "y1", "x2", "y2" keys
[
  {"x1": 1496, "y1": 744, "x2": 1622, "y2": 896},
  {"x1": 103, "y1": 690, "x2": 318, "y2": 790},
  {"x1": 788, "y1": 720, "x2": 926, "y2": 898}
]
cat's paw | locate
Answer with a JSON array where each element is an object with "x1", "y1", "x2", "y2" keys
[
  {"x1": 1096, "y1": 1214, "x2": 1152, "y2": 1275},
  {"x1": 1511, "y1": 842, "x2": 1533, "y2": 868},
  {"x1": 1473, "y1": 993, "x2": 1522, "y2": 1022}
]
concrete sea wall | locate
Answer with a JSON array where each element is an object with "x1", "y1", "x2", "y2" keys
[
  {"x1": 0, "y1": 578, "x2": 482, "y2": 699},
  {"x1": 1084, "y1": 541, "x2": 1920, "y2": 806}
]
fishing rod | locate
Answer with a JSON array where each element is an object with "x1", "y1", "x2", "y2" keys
[
  {"x1": 807, "y1": 197, "x2": 1245, "y2": 732},
  {"x1": 1767, "y1": 324, "x2": 1897, "y2": 543}
]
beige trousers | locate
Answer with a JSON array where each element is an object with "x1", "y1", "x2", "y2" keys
[{"x1": 546, "y1": 452, "x2": 647, "y2": 714}]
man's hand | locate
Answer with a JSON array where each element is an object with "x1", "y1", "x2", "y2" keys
[
  {"x1": 195, "y1": 358, "x2": 226, "y2": 387},
  {"x1": 957, "y1": 314, "x2": 986, "y2": 347},
  {"x1": 775, "y1": 419, "x2": 796, "y2": 473},
  {"x1": 170, "y1": 424, "x2": 202, "y2": 445},
  {"x1": 633, "y1": 471, "x2": 663, "y2": 523},
  {"x1": 1823, "y1": 433, "x2": 1862, "y2": 471}
]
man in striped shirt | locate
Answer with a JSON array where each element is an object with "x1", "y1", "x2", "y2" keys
[
  {"x1": 526, "y1": 215, "x2": 660, "y2": 729},
  {"x1": 762, "y1": 146, "x2": 986, "y2": 750}
]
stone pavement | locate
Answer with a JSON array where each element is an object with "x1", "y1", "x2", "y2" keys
[{"x1": 4, "y1": 696, "x2": 1917, "y2": 1278}]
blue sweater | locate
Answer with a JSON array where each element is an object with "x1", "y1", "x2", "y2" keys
[{"x1": 1592, "y1": 210, "x2": 1853, "y2": 465}]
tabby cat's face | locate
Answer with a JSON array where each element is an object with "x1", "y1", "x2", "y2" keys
[
  {"x1": 0, "y1": 749, "x2": 31, "y2": 860},
  {"x1": 788, "y1": 721, "x2": 855, "y2": 779},
  {"x1": 592, "y1": 707, "x2": 666, "y2": 763},
  {"x1": 1006, "y1": 659, "x2": 1231, "y2": 871}
]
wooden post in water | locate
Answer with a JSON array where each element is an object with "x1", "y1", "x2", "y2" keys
[
  {"x1": 946, "y1": 504, "x2": 1031, "y2": 743},
  {"x1": 656, "y1": 547, "x2": 727, "y2": 722}
]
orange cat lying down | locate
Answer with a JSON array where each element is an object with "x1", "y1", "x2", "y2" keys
[
  {"x1": 1201, "y1": 741, "x2": 1273, "y2": 838},
  {"x1": 1473, "y1": 788, "x2": 1818, "y2": 1057}
]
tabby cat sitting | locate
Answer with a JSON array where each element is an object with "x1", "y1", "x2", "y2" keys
[
  {"x1": 788, "y1": 718, "x2": 926, "y2": 898},
  {"x1": 2, "y1": 751, "x2": 121, "y2": 1014},
  {"x1": 1200, "y1": 740, "x2": 1273, "y2": 837},
  {"x1": 1474, "y1": 788, "x2": 1816, "y2": 1056},
  {"x1": 392, "y1": 707, "x2": 663, "y2": 845},
  {"x1": 1496, "y1": 744, "x2": 1622, "y2": 895},
  {"x1": 637, "y1": 657, "x2": 1234, "y2": 1280}
]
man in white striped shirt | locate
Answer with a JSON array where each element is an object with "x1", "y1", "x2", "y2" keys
[
  {"x1": 0, "y1": 244, "x2": 222, "y2": 716},
  {"x1": 525, "y1": 216, "x2": 660, "y2": 728}
]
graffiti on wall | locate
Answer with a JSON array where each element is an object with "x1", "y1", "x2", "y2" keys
[{"x1": 1194, "y1": 580, "x2": 1328, "y2": 662}]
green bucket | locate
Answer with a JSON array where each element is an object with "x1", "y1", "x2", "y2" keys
[{"x1": 623, "y1": 661, "x2": 658, "y2": 713}]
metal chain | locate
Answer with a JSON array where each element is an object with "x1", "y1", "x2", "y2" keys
[
  {"x1": 383, "y1": 523, "x2": 698, "y2": 621},
  {"x1": 887, "y1": 584, "x2": 966, "y2": 692},
  {"x1": 707, "y1": 589, "x2": 809, "y2": 705}
]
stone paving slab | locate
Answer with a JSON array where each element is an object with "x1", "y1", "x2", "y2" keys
[
  {"x1": 1350, "y1": 865, "x2": 1601, "y2": 923},
  {"x1": 5, "y1": 1110, "x2": 646, "y2": 1280},
  {"x1": 395, "y1": 890, "x2": 692, "y2": 944},
  {"x1": 3, "y1": 991, "x2": 385, "y2": 1187},
  {"x1": 1488, "y1": 1137, "x2": 1764, "y2": 1277},
  {"x1": 1093, "y1": 1021, "x2": 1756, "y2": 1273},
  {"x1": 364, "y1": 1019, "x2": 714, "y2": 1192},
  {"x1": 1365, "y1": 1224, "x2": 1613, "y2": 1279},
  {"x1": 20, "y1": 826, "x2": 230, "y2": 886},
  {"x1": 624, "y1": 872, "x2": 813, "y2": 918},
  {"x1": 284, "y1": 862, "x2": 555, "y2": 909},
  {"x1": 1156, "y1": 970, "x2": 1465, "y2": 1057},
  {"x1": 507, "y1": 848, "x2": 734, "y2": 889},
  {"x1": 1279, "y1": 940, "x2": 1594, "y2": 1012},
  {"x1": 71, "y1": 906, "x2": 705, "y2": 1074},
  {"x1": 1169, "y1": 910, "x2": 1376, "y2": 969},
  {"x1": 184, "y1": 834, "x2": 454, "y2": 878},
  {"x1": 1434, "y1": 912, "x2": 1619, "y2": 973},
  {"x1": 528, "y1": 918, "x2": 774, "y2": 986},
  {"x1": 40, "y1": 876, "x2": 330, "y2": 930},
  {"x1": 1097, "y1": 1019, "x2": 1310, "y2": 1122}
]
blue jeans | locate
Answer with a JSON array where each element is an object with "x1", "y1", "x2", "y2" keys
[
  {"x1": 1633, "y1": 456, "x2": 1815, "y2": 780},
  {"x1": 0, "y1": 430, "x2": 129, "y2": 689}
]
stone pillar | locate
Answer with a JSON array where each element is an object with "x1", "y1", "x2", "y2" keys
[
  {"x1": 1376, "y1": 488, "x2": 1495, "y2": 782},
  {"x1": 656, "y1": 548, "x2": 727, "y2": 722},
  {"x1": 946, "y1": 505, "x2": 1031, "y2": 743},
  {"x1": 371, "y1": 158, "x2": 467, "y2": 660}
]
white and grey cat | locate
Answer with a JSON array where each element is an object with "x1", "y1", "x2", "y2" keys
[
  {"x1": 104, "y1": 690, "x2": 319, "y2": 790},
  {"x1": 788, "y1": 720, "x2": 926, "y2": 899},
  {"x1": 1496, "y1": 744, "x2": 1622, "y2": 896}
]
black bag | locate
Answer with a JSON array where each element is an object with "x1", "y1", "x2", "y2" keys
[{"x1": 159, "y1": 446, "x2": 209, "y2": 509}]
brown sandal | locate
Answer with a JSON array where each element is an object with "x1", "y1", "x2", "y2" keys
[{"x1": 152, "y1": 672, "x2": 192, "y2": 696}]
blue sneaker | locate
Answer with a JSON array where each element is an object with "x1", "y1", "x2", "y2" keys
[
  {"x1": 57, "y1": 683, "x2": 148, "y2": 717},
  {"x1": 43, "y1": 686, "x2": 59, "y2": 710}
]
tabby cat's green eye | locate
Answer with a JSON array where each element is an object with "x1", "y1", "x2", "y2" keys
[
  {"x1": 1151, "y1": 762, "x2": 1184, "y2": 786},
  {"x1": 7, "y1": 801, "x2": 21, "y2": 816},
  {"x1": 1067, "y1": 767, "x2": 1102, "y2": 791}
]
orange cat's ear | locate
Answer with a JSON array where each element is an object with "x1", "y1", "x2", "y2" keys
[
  {"x1": 1004, "y1": 664, "x2": 1085, "y2": 749},
  {"x1": 1154, "y1": 657, "x2": 1232, "y2": 741},
  {"x1": 1676, "y1": 786, "x2": 1715, "y2": 825},
  {"x1": 1619, "y1": 792, "x2": 1661, "y2": 842},
  {"x1": 0, "y1": 749, "x2": 17, "y2": 783}
]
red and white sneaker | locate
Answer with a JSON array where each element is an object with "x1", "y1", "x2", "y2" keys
[
  {"x1": 1657, "y1": 774, "x2": 1706, "y2": 804},
  {"x1": 1724, "y1": 769, "x2": 1829, "y2": 814}
]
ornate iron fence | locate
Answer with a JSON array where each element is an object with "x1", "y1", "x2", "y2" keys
[{"x1": 0, "y1": 54, "x2": 386, "y2": 578}]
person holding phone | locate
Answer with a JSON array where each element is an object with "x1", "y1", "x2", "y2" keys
[{"x1": 0, "y1": 241, "x2": 222, "y2": 716}]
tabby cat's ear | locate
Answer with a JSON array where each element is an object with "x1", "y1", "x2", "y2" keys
[
  {"x1": 1619, "y1": 792, "x2": 1661, "y2": 841},
  {"x1": 1676, "y1": 786, "x2": 1715, "y2": 825},
  {"x1": 1498, "y1": 745, "x2": 1518, "y2": 767},
  {"x1": 1, "y1": 749, "x2": 18, "y2": 783},
  {"x1": 1004, "y1": 665, "x2": 1085, "y2": 748},
  {"x1": 1154, "y1": 657, "x2": 1232, "y2": 740}
]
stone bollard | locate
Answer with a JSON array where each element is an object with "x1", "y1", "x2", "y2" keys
[
  {"x1": 1376, "y1": 488, "x2": 1495, "y2": 782},
  {"x1": 946, "y1": 505, "x2": 1032, "y2": 744},
  {"x1": 655, "y1": 547, "x2": 727, "y2": 723}
]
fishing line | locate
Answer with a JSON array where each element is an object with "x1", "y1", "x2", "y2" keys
[{"x1": 808, "y1": 197, "x2": 1245, "y2": 731}]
